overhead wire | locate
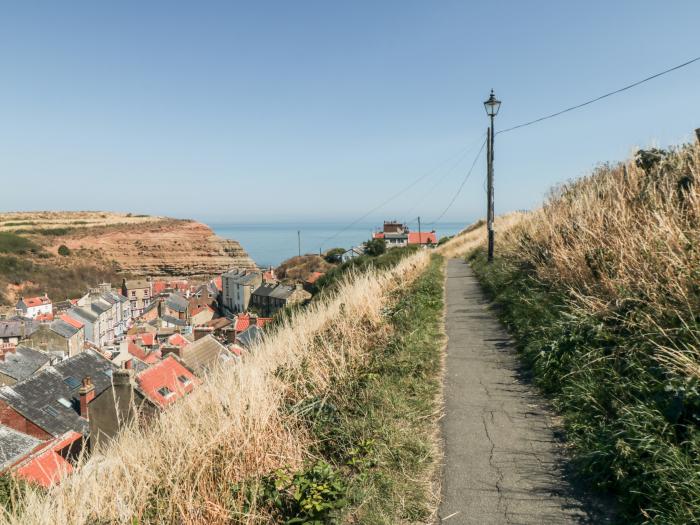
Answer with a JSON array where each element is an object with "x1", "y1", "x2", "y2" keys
[{"x1": 497, "y1": 55, "x2": 700, "y2": 135}]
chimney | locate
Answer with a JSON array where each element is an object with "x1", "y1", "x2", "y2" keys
[
  {"x1": 3, "y1": 343, "x2": 16, "y2": 354},
  {"x1": 113, "y1": 368, "x2": 132, "y2": 387},
  {"x1": 79, "y1": 376, "x2": 95, "y2": 419},
  {"x1": 194, "y1": 326, "x2": 214, "y2": 341}
]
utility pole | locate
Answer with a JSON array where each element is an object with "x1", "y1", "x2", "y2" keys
[
  {"x1": 297, "y1": 230, "x2": 301, "y2": 257},
  {"x1": 417, "y1": 216, "x2": 422, "y2": 247},
  {"x1": 483, "y1": 90, "x2": 501, "y2": 263}
]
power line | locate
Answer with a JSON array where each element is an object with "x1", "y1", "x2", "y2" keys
[
  {"x1": 497, "y1": 54, "x2": 700, "y2": 135},
  {"x1": 319, "y1": 138, "x2": 483, "y2": 249},
  {"x1": 428, "y1": 136, "x2": 487, "y2": 225},
  {"x1": 402, "y1": 134, "x2": 487, "y2": 222}
]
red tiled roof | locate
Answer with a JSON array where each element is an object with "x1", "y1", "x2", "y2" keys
[
  {"x1": 234, "y1": 314, "x2": 272, "y2": 332},
  {"x1": 36, "y1": 313, "x2": 54, "y2": 322},
  {"x1": 12, "y1": 431, "x2": 81, "y2": 488},
  {"x1": 191, "y1": 304, "x2": 215, "y2": 316},
  {"x1": 213, "y1": 277, "x2": 222, "y2": 291},
  {"x1": 228, "y1": 344, "x2": 245, "y2": 356},
  {"x1": 23, "y1": 296, "x2": 51, "y2": 308},
  {"x1": 167, "y1": 333, "x2": 190, "y2": 349},
  {"x1": 128, "y1": 332, "x2": 157, "y2": 347},
  {"x1": 128, "y1": 342, "x2": 161, "y2": 364},
  {"x1": 372, "y1": 232, "x2": 385, "y2": 239},
  {"x1": 408, "y1": 231, "x2": 437, "y2": 244},
  {"x1": 136, "y1": 356, "x2": 200, "y2": 408},
  {"x1": 60, "y1": 314, "x2": 84, "y2": 329},
  {"x1": 305, "y1": 272, "x2": 324, "y2": 284}
]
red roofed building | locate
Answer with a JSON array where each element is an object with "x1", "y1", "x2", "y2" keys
[
  {"x1": 167, "y1": 333, "x2": 190, "y2": 350},
  {"x1": 234, "y1": 314, "x2": 273, "y2": 333},
  {"x1": 11, "y1": 431, "x2": 81, "y2": 488},
  {"x1": 128, "y1": 332, "x2": 157, "y2": 349},
  {"x1": 35, "y1": 312, "x2": 54, "y2": 323},
  {"x1": 127, "y1": 342, "x2": 161, "y2": 365},
  {"x1": 16, "y1": 295, "x2": 52, "y2": 319},
  {"x1": 190, "y1": 304, "x2": 216, "y2": 326},
  {"x1": 60, "y1": 314, "x2": 84, "y2": 330},
  {"x1": 136, "y1": 356, "x2": 200, "y2": 408},
  {"x1": 408, "y1": 231, "x2": 437, "y2": 245}
]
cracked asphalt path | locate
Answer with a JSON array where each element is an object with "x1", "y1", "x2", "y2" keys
[{"x1": 439, "y1": 259, "x2": 612, "y2": 524}]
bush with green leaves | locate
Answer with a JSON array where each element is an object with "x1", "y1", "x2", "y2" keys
[
  {"x1": 57, "y1": 244, "x2": 71, "y2": 256},
  {"x1": 364, "y1": 238, "x2": 386, "y2": 257}
]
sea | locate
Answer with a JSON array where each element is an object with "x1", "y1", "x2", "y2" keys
[{"x1": 209, "y1": 221, "x2": 467, "y2": 268}]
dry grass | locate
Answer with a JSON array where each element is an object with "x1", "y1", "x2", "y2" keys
[
  {"x1": 436, "y1": 212, "x2": 526, "y2": 259},
  {"x1": 2, "y1": 251, "x2": 432, "y2": 525}
]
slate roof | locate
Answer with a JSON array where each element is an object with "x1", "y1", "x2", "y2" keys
[
  {"x1": 269, "y1": 285, "x2": 295, "y2": 301},
  {"x1": 251, "y1": 283, "x2": 277, "y2": 298},
  {"x1": 179, "y1": 335, "x2": 232, "y2": 376},
  {"x1": 140, "y1": 301, "x2": 159, "y2": 316},
  {"x1": 0, "y1": 346, "x2": 50, "y2": 382},
  {"x1": 0, "y1": 350, "x2": 117, "y2": 437},
  {"x1": 227, "y1": 272, "x2": 261, "y2": 286},
  {"x1": 67, "y1": 307, "x2": 97, "y2": 324},
  {"x1": 0, "y1": 424, "x2": 42, "y2": 468},
  {"x1": 49, "y1": 319, "x2": 80, "y2": 339},
  {"x1": 161, "y1": 315, "x2": 188, "y2": 327},
  {"x1": 164, "y1": 294, "x2": 189, "y2": 313},
  {"x1": 0, "y1": 320, "x2": 39, "y2": 339},
  {"x1": 237, "y1": 325, "x2": 263, "y2": 349},
  {"x1": 124, "y1": 279, "x2": 150, "y2": 290},
  {"x1": 90, "y1": 300, "x2": 111, "y2": 315}
]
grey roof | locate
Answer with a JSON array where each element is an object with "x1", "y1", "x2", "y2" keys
[
  {"x1": 90, "y1": 299, "x2": 112, "y2": 315},
  {"x1": 0, "y1": 346, "x2": 50, "y2": 382},
  {"x1": 227, "y1": 272, "x2": 261, "y2": 286},
  {"x1": 0, "y1": 425, "x2": 42, "y2": 469},
  {"x1": 99, "y1": 293, "x2": 117, "y2": 305},
  {"x1": 180, "y1": 335, "x2": 232, "y2": 376},
  {"x1": 141, "y1": 300, "x2": 158, "y2": 315},
  {"x1": 0, "y1": 320, "x2": 39, "y2": 339},
  {"x1": 161, "y1": 315, "x2": 188, "y2": 327},
  {"x1": 269, "y1": 285, "x2": 295, "y2": 301},
  {"x1": 49, "y1": 319, "x2": 80, "y2": 339},
  {"x1": 251, "y1": 283, "x2": 277, "y2": 298},
  {"x1": 0, "y1": 350, "x2": 117, "y2": 437},
  {"x1": 124, "y1": 279, "x2": 150, "y2": 290},
  {"x1": 222, "y1": 268, "x2": 246, "y2": 279},
  {"x1": 165, "y1": 293, "x2": 189, "y2": 313},
  {"x1": 67, "y1": 307, "x2": 98, "y2": 324},
  {"x1": 237, "y1": 325, "x2": 263, "y2": 349}
]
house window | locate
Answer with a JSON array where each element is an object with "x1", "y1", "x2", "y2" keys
[
  {"x1": 157, "y1": 386, "x2": 174, "y2": 398},
  {"x1": 131, "y1": 291, "x2": 136, "y2": 297}
]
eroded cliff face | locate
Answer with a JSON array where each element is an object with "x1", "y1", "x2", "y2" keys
[{"x1": 52, "y1": 219, "x2": 256, "y2": 277}]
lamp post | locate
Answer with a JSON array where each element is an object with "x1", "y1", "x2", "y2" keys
[{"x1": 483, "y1": 90, "x2": 501, "y2": 262}]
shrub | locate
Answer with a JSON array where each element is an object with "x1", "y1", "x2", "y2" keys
[
  {"x1": 323, "y1": 248, "x2": 345, "y2": 263},
  {"x1": 57, "y1": 245, "x2": 71, "y2": 257},
  {"x1": 0, "y1": 233, "x2": 38, "y2": 255},
  {"x1": 364, "y1": 238, "x2": 386, "y2": 257}
]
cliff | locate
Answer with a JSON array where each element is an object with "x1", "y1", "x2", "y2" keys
[{"x1": 0, "y1": 212, "x2": 255, "y2": 305}]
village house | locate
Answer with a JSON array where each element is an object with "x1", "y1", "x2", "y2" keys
[
  {"x1": 341, "y1": 246, "x2": 365, "y2": 262},
  {"x1": 190, "y1": 304, "x2": 216, "y2": 325},
  {"x1": 27, "y1": 315, "x2": 85, "y2": 358},
  {"x1": 135, "y1": 355, "x2": 200, "y2": 408},
  {"x1": 161, "y1": 293, "x2": 189, "y2": 321},
  {"x1": 167, "y1": 335, "x2": 233, "y2": 378},
  {"x1": 0, "y1": 319, "x2": 39, "y2": 346},
  {"x1": 121, "y1": 279, "x2": 152, "y2": 317},
  {"x1": 222, "y1": 269, "x2": 262, "y2": 313},
  {"x1": 372, "y1": 221, "x2": 438, "y2": 248},
  {"x1": 15, "y1": 295, "x2": 52, "y2": 319},
  {"x1": 0, "y1": 425, "x2": 81, "y2": 488},
  {"x1": 65, "y1": 306, "x2": 104, "y2": 347},
  {"x1": 249, "y1": 283, "x2": 311, "y2": 317},
  {"x1": 0, "y1": 344, "x2": 51, "y2": 386},
  {"x1": 0, "y1": 350, "x2": 117, "y2": 442}
]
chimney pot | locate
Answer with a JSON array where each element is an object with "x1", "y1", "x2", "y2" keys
[{"x1": 79, "y1": 375, "x2": 96, "y2": 419}]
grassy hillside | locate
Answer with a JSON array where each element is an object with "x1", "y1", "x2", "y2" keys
[
  {"x1": 467, "y1": 141, "x2": 700, "y2": 523},
  {"x1": 2, "y1": 246, "x2": 444, "y2": 524}
]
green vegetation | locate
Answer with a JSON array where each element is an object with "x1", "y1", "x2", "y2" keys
[
  {"x1": 257, "y1": 255, "x2": 445, "y2": 523},
  {"x1": 13, "y1": 227, "x2": 73, "y2": 236},
  {"x1": 0, "y1": 255, "x2": 119, "y2": 303},
  {"x1": 466, "y1": 142, "x2": 700, "y2": 524},
  {"x1": 57, "y1": 245, "x2": 71, "y2": 257},
  {"x1": 323, "y1": 247, "x2": 345, "y2": 263},
  {"x1": 311, "y1": 245, "x2": 418, "y2": 298},
  {"x1": 364, "y1": 237, "x2": 386, "y2": 256},
  {"x1": 0, "y1": 232, "x2": 39, "y2": 255}
]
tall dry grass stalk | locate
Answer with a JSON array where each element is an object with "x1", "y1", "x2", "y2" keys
[
  {"x1": 4, "y1": 251, "x2": 431, "y2": 525},
  {"x1": 436, "y1": 213, "x2": 526, "y2": 259},
  {"x1": 497, "y1": 141, "x2": 700, "y2": 377}
]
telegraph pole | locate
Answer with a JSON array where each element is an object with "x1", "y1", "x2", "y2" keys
[
  {"x1": 483, "y1": 90, "x2": 501, "y2": 263},
  {"x1": 417, "y1": 216, "x2": 422, "y2": 246},
  {"x1": 297, "y1": 230, "x2": 301, "y2": 257}
]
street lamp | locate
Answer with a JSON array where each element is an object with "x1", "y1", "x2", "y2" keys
[{"x1": 483, "y1": 90, "x2": 501, "y2": 262}]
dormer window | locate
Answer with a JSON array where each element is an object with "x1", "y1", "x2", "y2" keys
[
  {"x1": 157, "y1": 386, "x2": 174, "y2": 398},
  {"x1": 177, "y1": 375, "x2": 191, "y2": 386}
]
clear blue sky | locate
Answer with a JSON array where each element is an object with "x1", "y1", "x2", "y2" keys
[{"x1": 1, "y1": 1, "x2": 698, "y2": 224}]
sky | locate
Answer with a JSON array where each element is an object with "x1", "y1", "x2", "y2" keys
[{"x1": 0, "y1": 1, "x2": 699, "y2": 225}]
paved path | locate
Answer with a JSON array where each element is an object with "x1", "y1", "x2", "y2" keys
[{"x1": 439, "y1": 259, "x2": 612, "y2": 524}]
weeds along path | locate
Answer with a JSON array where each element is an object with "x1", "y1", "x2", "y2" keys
[
  {"x1": 3, "y1": 252, "x2": 433, "y2": 525},
  {"x1": 439, "y1": 259, "x2": 613, "y2": 524}
]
